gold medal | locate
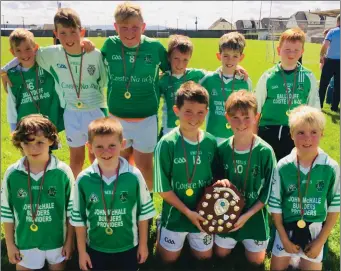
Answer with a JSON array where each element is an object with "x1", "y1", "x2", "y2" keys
[
  {"x1": 124, "y1": 90, "x2": 131, "y2": 99},
  {"x1": 226, "y1": 123, "x2": 231, "y2": 129},
  {"x1": 76, "y1": 101, "x2": 83, "y2": 108},
  {"x1": 105, "y1": 227, "x2": 113, "y2": 235},
  {"x1": 186, "y1": 188, "x2": 194, "y2": 197},
  {"x1": 297, "y1": 219, "x2": 306, "y2": 229},
  {"x1": 286, "y1": 110, "x2": 290, "y2": 116},
  {"x1": 175, "y1": 119, "x2": 180, "y2": 126},
  {"x1": 30, "y1": 223, "x2": 38, "y2": 232}
]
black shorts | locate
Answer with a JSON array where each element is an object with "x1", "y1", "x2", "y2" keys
[
  {"x1": 258, "y1": 125, "x2": 294, "y2": 161},
  {"x1": 87, "y1": 245, "x2": 138, "y2": 271}
]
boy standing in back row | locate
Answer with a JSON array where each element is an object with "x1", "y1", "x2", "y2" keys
[
  {"x1": 101, "y1": 1, "x2": 169, "y2": 192},
  {"x1": 200, "y1": 32, "x2": 252, "y2": 145},
  {"x1": 255, "y1": 28, "x2": 320, "y2": 161},
  {"x1": 1, "y1": 8, "x2": 108, "y2": 179}
]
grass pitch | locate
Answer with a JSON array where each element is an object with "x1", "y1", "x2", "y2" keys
[{"x1": 1, "y1": 37, "x2": 339, "y2": 271}]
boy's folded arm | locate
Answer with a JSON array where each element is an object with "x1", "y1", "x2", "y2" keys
[{"x1": 1, "y1": 58, "x2": 19, "y2": 72}]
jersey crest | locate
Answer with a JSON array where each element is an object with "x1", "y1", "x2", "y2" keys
[
  {"x1": 89, "y1": 193, "x2": 99, "y2": 203},
  {"x1": 17, "y1": 188, "x2": 27, "y2": 198},
  {"x1": 315, "y1": 180, "x2": 325, "y2": 192},
  {"x1": 47, "y1": 186, "x2": 57, "y2": 197},
  {"x1": 287, "y1": 184, "x2": 297, "y2": 192},
  {"x1": 119, "y1": 191, "x2": 128, "y2": 203},
  {"x1": 144, "y1": 54, "x2": 152, "y2": 65},
  {"x1": 87, "y1": 64, "x2": 96, "y2": 76}
]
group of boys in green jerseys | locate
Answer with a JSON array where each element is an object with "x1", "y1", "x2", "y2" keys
[{"x1": 1, "y1": 1, "x2": 340, "y2": 271}]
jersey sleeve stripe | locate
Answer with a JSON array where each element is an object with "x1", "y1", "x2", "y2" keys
[
  {"x1": 269, "y1": 207, "x2": 282, "y2": 213},
  {"x1": 153, "y1": 140, "x2": 164, "y2": 192},
  {"x1": 139, "y1": 210, "x2": 156, "y2": 221},
  {"x1": 140, "y1": 206, "x2": 155, "y2": 216},
  {"x1": 1, "y1": 216, "x2": 14, "y2": 222},
  {"x1": 1, "y1": 207, "x2": 13, "y2": 214},
  {"x1": 141, "y1": 200, "x2": 153, "y2": 210},
  {"x1": 1, "y1": 206, "x2": 12, "y2": 211}
]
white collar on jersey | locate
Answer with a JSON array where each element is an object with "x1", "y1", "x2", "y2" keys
[
  {"x1": 91, "y1": 156, "x2": 131, "y2": 185},
  {"x1": 288, "y1": 147, "x2": 329, "y2": 171},
  {"x1": 15, "y1": 155, "x2": 58, "y2": 181},
  {"x1": 174, "y1": 127, "x2": 205, "y2": 145}
]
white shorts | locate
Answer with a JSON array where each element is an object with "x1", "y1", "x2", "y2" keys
[
  {"x1": 64, "y1": 108, "x2": 105, "y2": 148},
  {"x1": 214, "y1": 235, "x2": 269, "y2": 252},
  {"x1": 111, "y1": 115, "x2": 157, "y2": 153},
  {"x1": 272, "y1": 222, "x2": 323, "y2": 263},
  {"x1": 18, "y1": 247, "x2": 64, "y2": 269},
  {"x1": 158, "y1": 226, "x2": 214, "y2": 252}
]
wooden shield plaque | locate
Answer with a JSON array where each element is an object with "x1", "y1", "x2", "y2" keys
[{"x1": 196, "y1": 184, "x2": 245, "y2": 234}]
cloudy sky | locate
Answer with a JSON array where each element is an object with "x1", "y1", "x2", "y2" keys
[{"x1": 1, "y1": 1, "x2": 339, "y2": 29}]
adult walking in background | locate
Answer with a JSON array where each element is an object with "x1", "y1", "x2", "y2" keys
[{"x1": 319, "y1": 14, "x2": 340, "y2": 112}]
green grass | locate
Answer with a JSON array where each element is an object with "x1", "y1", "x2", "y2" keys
[{"x1": 1, "y1": 37, "x2": 339, "y2": 271}]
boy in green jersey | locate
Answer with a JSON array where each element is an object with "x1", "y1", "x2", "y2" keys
[
  {"x1": 6, "y1": 29, "x2": 63, "y2": 132},
  {"x1": 200, "y1": 32, "x2": 252, "y2": 145},
  {"x1": 71, "y1": 117, "x2": 155, "y2": 271},
  {"x1": 1, "y1": 8, "x2": 106, "y2": 179},
  {"x1": 269, "y1": 105, "x2": 340, "y2": 271},
  {"x1": 101, "y1": 2, "x2": 169, "y2": 191},
  {"x1": 214, "y1": 91, "x2": 276, "y2": 266},
  {"x1": 255, "y1": 28, "x2": 320, "y2": 161},
  {"x1": 154, "y1": 81, "x2": 229, "y2": 264},
  {"x1": 159, "y1": 35, "x2": 206, "y2": 137},
  {"x1": 1, "y1": 114, "x2": 74, "y2": 270}
]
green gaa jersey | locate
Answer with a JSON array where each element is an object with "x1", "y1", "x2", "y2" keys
[
  {"x1": 199, "y1": 68, "x2": 252, "y2": 139},
  {"x1": 71, "y1": 157, "x2": 155, "y2": 253},
  {"x1": 215, "y1": 136, "x2": 276, "y2": 241},
  {"x1": 6, "y1": 64, "x2": 64, "y2": 132},
  {"x1": 256, "y1": 62, "x2": 320, "y2": 126},
  {"x1": 101, "y1": 35, "x2": 169, "y2": 118},
  {"x1": 154, "y1": 128, "x2": 218, "y2": 232},
  {"x1": 1, "y1": 155, "x2": 74, "y2": 250},
  {"x1": 36, "y1": 45, "x2": 108, "y2": 111},
  {"x1": 269, "y1": 148, "x2": 340, "y2": 223},
  {"x1": 159, "y1": 68, "x2": 206, "y2": 129}
]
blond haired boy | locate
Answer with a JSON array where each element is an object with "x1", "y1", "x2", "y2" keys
[
  {"x1": 269, "y1": 105, "x2": 339, "y2": 271},
  {"x1": 101, "y1": 1, "x2": 170, "y2": 191},
  {"x1": 71, "y1": 117, "x2": 155, "y2": 271},
  {"x1": 255, "y1": 28, "x2": 320, "y2": 161},
  {"x1": 200, "y1": 32, "x2": 252, "y2": 145},
  {"x1": 6, "y1": 29, "x2": 63, "y2": 132},
  {"x1": 214, "y1": 91, "x2": 276, "y2": 266}
]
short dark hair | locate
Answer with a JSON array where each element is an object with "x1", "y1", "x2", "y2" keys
[
  {"x1": 88, "y1": 117, "x2": 123, "y2": 143},
  {"x1": 175, "y1": 81, "x2": 209, "y2": 109},
  {"x1": 54, "y1": 8, "x2": 82, "y2": 30},
  {"x1": 167, "y1": 35, "x2": 193, "y2": 58},
  {"x1": 219, "y1": 32, "x2": 246, "y2": 54},
  {"x1": 12, "y1": 114, "x2": 59, "y2": 151}
]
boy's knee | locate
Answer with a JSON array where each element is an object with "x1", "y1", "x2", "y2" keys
[
  {"x1": 214, "y1": 246, "x2": 232, "y2": 258},
  {"x1": 245, "y1": 251, "x2": 265, "y2": 266}
]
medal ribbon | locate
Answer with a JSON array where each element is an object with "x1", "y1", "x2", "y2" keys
[
  {"x1": 280, "y1": 66, "x2": 297, "y2": 112},
  {"x1": 231, "y1": 136, "x2": 255, "y2": 193},
  {"x1": 99, "y1": 161, "x2": 120, "y2": 229},
  {"x1": 180, "y1": 131, "x2": 200, "y2": 188},
  {"x1": 121, "y1": 43, "x2": 141, "y2": 94},
  {"x1": 27, "y1": 156, "x2": 51, "y2": 225},
  {"x1": 297, "y1": 154, "x2": 318, "y2": 219},
  {"x1": 64, "y1": 50, "x2": 84, "y2": 100},
  {"x1": 19, "y1": 64, "x2": 40, "y2": 113}
]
